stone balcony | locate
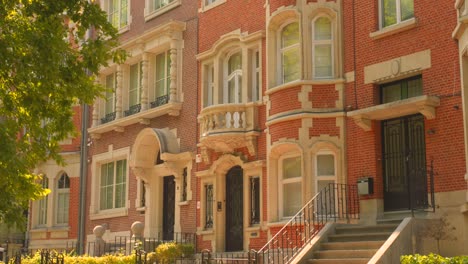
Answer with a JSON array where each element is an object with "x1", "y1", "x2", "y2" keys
[{"x1": 197, "y1": 103, "x2": 261, "y2": 162}]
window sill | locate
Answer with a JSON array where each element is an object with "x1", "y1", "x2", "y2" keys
[
  {"x1": 145, "y1": 1, "x2": 181, "y2": 22},
  {"x1": 197, "y1": 229, "x2": 214, "y2": 235},
  {"x1": 199, "y1": 0, "x2": 226, "y2": 13},
  {"x1": 117, "y1": 25, "x2": 130, "y2": 35},
  {"x1": 136, "y1": 206, "x2": 146, "y2": 212},
  {"x1": 178, "y1": 201, "x2": 190, "y2": 206},
  {"x1": 89, "y1": 101, "x2": 182, "y2": 138},
  {"x1": 90, "y1": 208, "x2": 128, "y2": 220},
  {"x1": 370, "y1": 18, "x2": 417, "y2": 40}
]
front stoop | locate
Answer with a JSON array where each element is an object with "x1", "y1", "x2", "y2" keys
[{"x1": 306, "y1": 223, "x2": 400, "y2": 264}]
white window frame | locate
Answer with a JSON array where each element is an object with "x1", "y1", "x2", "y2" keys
[
  {"x1": 379, "y1": 0, "x2": 414, "y2": 29},
  {"x1": 104, "y1": 73, "x2": 117, "y2": 116},
  {"x1": 55, "y1": 173, "x2": 70, "y2": 225},
  {"x1": 37, "y1": 176, "x2": 49, "y2": 227},
  {"x1": 204, "y1": 63, "x2": 215, "y2": 107},
  {"x1": 129, "y1": 62, "x2": 143, "y2": 108},
  {"x1": 312, "y1": 16, "x2": 334, "y2": 79},
  {"x1": 153, "y1": 50, "x2": 171, "y2": 103},
  {"x1": 99, "y1": 159, "x2": 127, "y2": 211},
  {"x1": 101, "y1": 0, "x2": 130, "y2": 32},
  {"x1": 145, "y1": 0, "x2": 181, "y2": 20},
  {"x1": 315, "y1": 151, "x2": 337, "y2": 193},
  {"x1": 90, "y1": 146, "x2": 130, "y2": 220},
  {"x1": 201, "y1": 0, "x2": 226, "y2": 12},
  {"x1": 278, "y1": 154, "x2": 302, "y2": 219},
  {"x1": 251, "y1": 49, "x2": 260, "y2": 102},
  {"x1": 277, "y1": 21, "x2": 301, "y2": 85},
  {"x1": 224, "y1": 51, "x2": 242, "y2": 104}
]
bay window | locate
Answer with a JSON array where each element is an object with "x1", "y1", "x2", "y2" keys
[
  {"x1": 280, "y1": 155, "x2": 302, "y2": 218},
  {"x1": 313, "y1": 17, "x2": 333, "y2": 78},
  {"x1": 280, "y1": 22, "x2": 300, "y2": 84}
]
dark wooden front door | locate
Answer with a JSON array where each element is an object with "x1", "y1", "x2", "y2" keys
[
  {"x1": 163, "y1": 175, "x2": 175, "y2": 240},
  {"x1": 382, "y1": 115, "x2": 428, "y2": 211},
  {"x1": 225, "y1": 166, "x2": 243, "y2": 252}
]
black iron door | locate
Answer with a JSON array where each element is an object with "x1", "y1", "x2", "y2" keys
[
  {"x1": 163, "y1": 175, "x2": 175, "y2": 240},
  {"x1": 225, "y1": 166, "x2": 243, "y2": 252},
  {"x1": 382, "y1": 115, "x2": 427, "y2": 211}
]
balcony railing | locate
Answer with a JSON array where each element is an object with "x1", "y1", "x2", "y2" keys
[
  {"x1": 198, "y1": 103, "x2": 260, "y2": 155},
  {"x1": 150, "y1": 95, "x2": 169, "y2": 108},
  {"x1": 100, "y1": 112, "x2": 116, "y2": 124},
  {"x1": 199, "y1": 103, "x2": 258, "y2": 136},
  {"x1": 124, "y1": 104, "x2": 142, "y2": 117}
]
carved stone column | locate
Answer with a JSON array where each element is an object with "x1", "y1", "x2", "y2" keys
[
  {"x1": 92, "y1": 100, "x2": 99, "y2": 127},
  {"x1": 115, "y1": 65, "x2": 123, "y2": 119},
  {"x1": 169, "y1": 40, "x2": 177, "y2": 103},
  {"x1": 141, "y1": 52, "x2": 149, "y2": 111}
]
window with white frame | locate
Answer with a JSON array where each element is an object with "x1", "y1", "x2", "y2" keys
[
  {"x1": 225, "y1": 52, "x2": 242, "y2": 104},
  {"x1": 280, "y1": 155, "x2": 302, "y2": 218},
  {"x1": 126, "y1": 62, "x2": 143, "y2": 116},
  {"x1": 105, "y1": 0, "x2": 129, "y2": 30},
  {"x1": 55, "y1": 173, "x2": 70, "y2": 225},
  {"x1": 251, "y1": 50, "x2": 260, "y2": 102},
  {"x1": 152, "y1": 51, "x2": 171, "y2": 108},
  {"x1": 102, "y1": 73, "x2": 117, "y2": 124},
  {"x1": 203, "y1": 63, "x2": 215, "y2": 107},
  {"x1": 100, "y1": 159, "x2": 127, "y2": 210},
  {"x1": 280, "y1": 22, "x2": 300, "y2": 84},
  {"x1": 37, "y1": 176, "x2": 49, "y2": 226},
  {"x1": 380, "y1": 0, "x2": 414, "y2": 28},
  {"x1": 316, "y1": 153, "x2": 336, "y2": 192},
  {"x1": 313, "y1": 17, "x2": 333, "y2": 79}
]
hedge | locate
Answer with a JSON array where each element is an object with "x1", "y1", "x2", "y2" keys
[{"x1": 401, "y1": 254, "x2": 468, "y2": 264}]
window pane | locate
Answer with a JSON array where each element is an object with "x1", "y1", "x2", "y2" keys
[
  {"x1": 317, "y1": 154, "x2": 335, "y2": 176},
  {"x1": 407, "y1": 77, "x2": 422, "y2": 98},
  {"x1": 205, "y1": 184, "x2": 214, "y2": 229},
  {"x1": 314, "y1": 44, "x2": 332, "y2": 78},
  {"x1": 155, "y1": 52, "x2": 168, "y2": 97},
  {"x1": 282, "y1": 48, "x2": 300, "y2": 83},
  {"x1": 228, "y1": 79, "x2": 236, "y2": 103},
  {"x1": 382, "y1": 0, "x2": 397, "y2": 27},
  {"x1": 282, "y1": 22, "x2": 299, "y2": 48},
  {"x1": 228, "y1": 53, "x2": 242, "y2": 74},
  {"x1": 382, "y1": 83, "x2": 401, "y2": 103},
  {"x1": 250, "y1": 177, "x2": 260, "y2": 225},
  {"x1": 314, "y1": 17, "x2": 332, "y2": 40},
  {"x1": 283, "y1": 182, "x2": 302, "y2": 217},
  {"x1": 57, "y1": 193, "x2": 69, "y2": 224},
  {"x1": 400, "y1": 0, "x2": 414, "y2": 21},
  {"x1": 129, "y1": 64, "x2": 139, "y2": 106},
  {"x1": 105, "y1": 74, "x2": 115, "y2": 114},
  {"x1": 283, "y1": 156, "x2": 301, "y2": 179},
  {"x1": 120, "y1": 0, "x2": 128, "y2": 28}
]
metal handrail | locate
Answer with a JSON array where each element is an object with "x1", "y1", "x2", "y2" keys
[{"x1": 255, "y1": 183, "x2": 359, "y2": 264}]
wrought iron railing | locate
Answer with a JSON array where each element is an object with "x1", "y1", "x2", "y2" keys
[
  {"x1": 124, "y1": 103, "x2": 142, "y2": 116},
  {"x1": 201, "y1": 249, "x2": 258, "y2": 264},
  {"x1": 254, "y1": 183, "x2": 359, "y2": 264},
  {"x1": 100, "y1": 111, "x2": 116, "y2": 124},
  {"x1": 150, "y1": 95, "x2": 169, "y2": 108},
  {"x1": 410, "y1": 159, "x2": 436, "y2": 213}
]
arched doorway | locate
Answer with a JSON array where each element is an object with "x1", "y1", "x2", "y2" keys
[{"x1": 225, "y1": 166, "x2": 243, "y2": 252}]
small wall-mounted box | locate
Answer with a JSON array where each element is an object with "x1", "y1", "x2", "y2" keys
[{"x1": 357, "y1": 177, "x2": 374, "y2": 195}]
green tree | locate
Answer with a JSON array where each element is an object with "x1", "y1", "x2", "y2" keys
[{"x1": 0, "y1": 0, "x2": 124, "y2": 227}]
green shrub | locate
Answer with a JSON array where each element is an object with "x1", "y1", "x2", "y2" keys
[
  {"x1": 401, "y1": 254, "x2": 468, "y2": 264},
  {"x1": 154, "y1": 242, "x2": 195, "y2": 263}
]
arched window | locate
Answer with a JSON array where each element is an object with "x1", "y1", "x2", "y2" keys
[
  {"x1": 313, "y1": 17, "x2": 333, "y2": 78},
  {"x1": 56, "y1": 173, "x2": 70, "y2": 225},
  {"x1": 225, "y1": 52, "x2": 242, "y2": 103},
  {"x1": 38, "y1": 176, "x2": 49, "y2": 226},
  {"x1": 280, "y1": 22, "x2": 300, "y2": 84}
]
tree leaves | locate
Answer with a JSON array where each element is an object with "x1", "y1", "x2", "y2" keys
[{"x1": 0, "y1": 0, "x2": 122, "y2": 227}]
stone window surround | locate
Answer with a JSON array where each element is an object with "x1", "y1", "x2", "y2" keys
[
  {"x1": 267, "y1": 140, "x2": 343, "y2": 224},
  {"x1": 266, "y1": 6, "x2": 341, "y2": 90},
  {"x1": 90, "y1": 21, "x2": 186, "y2": 138},
  {"x1": 31, "y1": 154, "x2": 80, "y2": 230},
  {"x1": 144, "y1": 0, "x2": 181, "y2": 21},
  {"x1": 198, "y1": 29, "x2": 264, "y2": 108},
  {"x1": 199, "y1": 0, "x2": 227, "y2": 13},
  {"x1": 90, "y1": 145, "x2": 130, "y2": 220},
  {"x1": 99, "y1": 0, "x2": 132, "y2": 34},
  {"x1": 377, "y1": 0, "x2": 414, "y2": 30}
]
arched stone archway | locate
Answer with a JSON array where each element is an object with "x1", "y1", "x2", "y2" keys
[{"x1": 130, "y1": 128, "x2": 193, "y2": 238}]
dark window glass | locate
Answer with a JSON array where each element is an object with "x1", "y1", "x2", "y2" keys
[
  {"x1": 381, "y1": 76, "x2": 422, "y2": 104},
  {"x1": 250, "y1": 177, "x2": 260, "y2": 225}
]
